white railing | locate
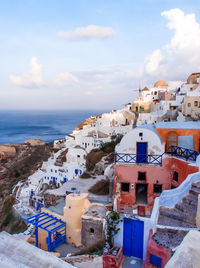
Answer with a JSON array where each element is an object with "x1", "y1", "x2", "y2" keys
[{"x1": 159, "y1": 172, "x2": 200, "y2": 208}]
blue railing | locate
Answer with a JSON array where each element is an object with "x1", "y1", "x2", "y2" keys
[
  {"x1": 115, "y1": 153, "x2": 162, "y2": 166},
  {"x1": 115, "y1": 146, "x2": 199, "y2": 166},
  {"x1": 167, "y1": 145, "x2": 199, "y2": 161}
]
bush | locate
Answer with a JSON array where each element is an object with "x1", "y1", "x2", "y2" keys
[
  {"x1": 86, "y1": 151, "x2": 105, "y2": 171},
  {"x1": 88, "y1": 179, "x2": 109, "y2": 195},
  {"x1": 73, "y1": 240, "x2": 104, "y2": 256},
  {"x1": 80, "y1": 172, "x2": 91, "y2": 179},
  {"x1": 85, "y1": 134, "x2": 123, "y2": 172}
]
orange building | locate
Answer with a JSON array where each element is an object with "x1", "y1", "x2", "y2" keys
[
  {"x1": 114, "y1": 123, "x2": 200, "y2": 211},
  {"x1": 156, "y1": 122, "x2": 200, "y2": 152},
  {"x1": 187, "y1": 72, "x2": 200, "y2": 84}
]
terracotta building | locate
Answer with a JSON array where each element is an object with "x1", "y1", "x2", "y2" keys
[
  {"x1": 114, "y1": 123, "x2": 200, "y2": 211},
  {"x1": 187, "y1": 72, "x2": 200, "y2": 84}
]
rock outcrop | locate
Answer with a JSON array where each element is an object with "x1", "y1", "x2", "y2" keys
[
  {"x1": 0, "y1": 145, "x2": 16, "y2": 159},
  {"x1": 24, "y1": 139, "x2": 45, "y2": 146}
]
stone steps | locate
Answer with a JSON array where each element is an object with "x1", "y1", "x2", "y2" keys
[
  {"x1": 159, "y1": 207, "x2": 196, "y2": 226},
  {"x1": 182, "y1": 194, "x2": 198, "y2": 206},
  {"x1": 175, "y1": 202, "x2": 197, "y2": 214},
  {"x1": 189, "y1": 187, "x2": 200, "y2": 196},
  {"x1": 152, "y1": 228, "x2": 188, "y2": 249},
  {"x1": 158, "y1": 180, "x2": 200, "y2": 228},
  {"x1": 192, "y1": 181, "x2": 200, "y2": 189},
  {"x1": 157, "y1": 214, "x2": 195, "y2": 228},
  {"x1": 155, "y1": 179, "x2": 200, "y2": 251}
]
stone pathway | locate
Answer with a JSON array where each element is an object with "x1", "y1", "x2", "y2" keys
[{"x1": 123, "y1": 257, "x2": 143, "y2": 268}]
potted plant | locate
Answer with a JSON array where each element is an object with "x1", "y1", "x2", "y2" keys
[{"x1": 103, "y1": 210, "x2": 124, "y2": 268}]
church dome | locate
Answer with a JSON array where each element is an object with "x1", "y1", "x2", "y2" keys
[{"x1": 154, "y1": 80, "x2": 168, "y2": 88}]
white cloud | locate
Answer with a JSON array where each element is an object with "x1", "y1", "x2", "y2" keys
[
  {"x1": 85, "y1": 91, "x2": 94, "y2": 96},
  {"x1": 145, "y1": 49, "x2": 165, "y2": 75},
  {"x1": 10, "y1": 57, "x2": 44, "y2": 88},
  {"x1": 143, "y1": 8, "x2": 200, "y2": 80},
  {"x1": 57, "y1": 25, "x2": 115, "y2": 41},
  {"x1": 53, "y1": 72, "x2": 79, "y2": 86}
]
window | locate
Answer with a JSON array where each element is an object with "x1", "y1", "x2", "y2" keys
[
  {"x1": 171, "y1": 184, "x2": 176, "y2": 189},
  {"x1": 55, "y1": 170, "x2": 57, "y2": 173},
  {"x1": 194, "y1": 101, "x2": 198, "y2": 107},
  {"x1": 77, "y1": 155, "x2": 80, "y2": 158},
  {"x1": 154, "y1": 91, "x2": 157, "y2": 95},
  {"x1": 138, "y1": 172, "x2": 146, "y2": 181},
  {"x1": 154, "y1": 184, "x2": 162, "y2": 194},
  {"x1": 90, "y1": 228, "x2": 94, "y2": 233},
  {"x1": 121, "y1": 183, "x2": 130, "y2": 192},
  {"x1": 187, "y1": 103, "x2": 191, "y2": 107},
  {"x1": 140, "y1": 106, "x2": 144, "y2": 112},
  {"x1": 139, "y1": 132, "x2": 143, "y2": 137},
  {"x1": 173, "y1": 171, "x2": 179, "y2": 183}
]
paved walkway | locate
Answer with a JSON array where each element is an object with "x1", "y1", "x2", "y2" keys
[
  {"x1": 123, "y1": 257, "x2": 143, "y2": 268},
  {"x1": 55, "y1": 243, "x2": 80, "y2": 257}
]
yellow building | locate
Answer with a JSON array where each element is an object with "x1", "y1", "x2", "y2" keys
[
  {"x1": 25, "y1": 193, "x2": 91, "y2": 251},
  {"x1": 132, "y1": 98, "x2": 151, "y2": 113}
]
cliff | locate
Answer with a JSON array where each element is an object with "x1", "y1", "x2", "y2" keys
[{"x1": 0, "y1": 142, "x2": 54, "y2": 233}]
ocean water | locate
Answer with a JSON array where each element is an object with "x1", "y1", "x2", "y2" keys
[{"x1": 0, "y1": 110, "x2": 107, "y2": 145}]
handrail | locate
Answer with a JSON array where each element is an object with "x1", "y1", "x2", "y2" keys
[
  {"x1": 115, "y1": 153, "x2": 162, "y2": 166},
  {"x1": 167, "y1": 145, "x2": 199, "y2": 161},
  {"x1": 115, "y1": 146, "x2": 199, "y2": 166}
]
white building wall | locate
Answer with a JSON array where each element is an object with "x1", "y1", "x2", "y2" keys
[
  {"x1": 116, "y1": 126, "x2": 165, "y2": 155},
  {"x1": 66, "y1": 147, "x2": 86, "y2": 165}
]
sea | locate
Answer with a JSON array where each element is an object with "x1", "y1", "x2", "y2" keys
[{"x1": 0, "y1": 110, "x2": 108, "y2": 145}]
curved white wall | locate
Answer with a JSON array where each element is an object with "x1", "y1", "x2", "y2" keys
[{"x1": 116, "y1": 126, "x2": 165, "y2": 155}]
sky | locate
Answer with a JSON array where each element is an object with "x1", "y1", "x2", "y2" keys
[{"x1": 0, "y1": 0, "x2": 200, "y2": 110}]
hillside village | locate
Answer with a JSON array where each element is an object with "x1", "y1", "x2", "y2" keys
[{"x1": 1, "y1": 72, "x2": 200, "y2": 267}]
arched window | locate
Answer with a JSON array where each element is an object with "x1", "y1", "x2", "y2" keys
[{"x1": 166, "y1": 131, "x2": 178, "y2": 150}]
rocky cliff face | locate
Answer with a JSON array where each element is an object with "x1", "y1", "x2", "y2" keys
[{"x1": 0, "y1": 142, "x2": 54, "y2": 233}]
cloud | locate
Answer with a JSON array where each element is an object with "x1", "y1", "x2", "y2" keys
[
  {"x1": 10, "y1": 57, "x2": 44, "y2": 88},
  {"x1": 143, "y1": 8, "x2": 200, "y2": 81},
  {"x1": 57, "y1": 25, "x2": 115, "y2": 41},
  {"x1": 145, "y1": 49, "x2": 165, "y2": 75},
  {"x1": 53, "y1": 72, "x2": 79, "y2": 86},
  {"x1": 85, "y1": 91, "x2": 94, "y2": 96}
]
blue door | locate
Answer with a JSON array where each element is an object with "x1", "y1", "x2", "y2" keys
[
  {"x1": 123, "y1": 218, "x2": 144, "y2": 259},
  {"x1": 137, "y1": 142, "x2": 147, "y2": 163}
]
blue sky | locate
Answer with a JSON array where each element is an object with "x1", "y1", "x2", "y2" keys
[{"x1": 0, "y1": 0, "x2": 200, "y2": 110}]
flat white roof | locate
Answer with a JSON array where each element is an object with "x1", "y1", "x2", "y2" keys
[
  {"x1": 0, "y1": 231, "x2": 74, "y2": 268},
  {"x1": 156, "y1": 122, "x2": 200, "y2": 129}
]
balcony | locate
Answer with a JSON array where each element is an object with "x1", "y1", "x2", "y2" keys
[
  {"x1": 167, "y1": 145, "x2": 199, "y2": 161},
  {"x1": 115, "y1": 153, "x2": 162, "y2": 166}
]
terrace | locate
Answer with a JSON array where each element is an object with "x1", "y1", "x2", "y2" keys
[{"x1": 115, "y1": 146, "x2": 199, "y2": 166}]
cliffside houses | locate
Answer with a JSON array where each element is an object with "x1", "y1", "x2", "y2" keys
[
  {"x1": 16, "y1": 72, "x2": 200, "y2": 267},
  {"x1": 132, "y1": 73, "x2": 200, "y2": 126},
  {"x1": 66, "y1": 106, "x2": 134, "y2": 153}
]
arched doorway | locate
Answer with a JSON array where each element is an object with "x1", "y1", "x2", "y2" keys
[{"x1": 166, "y1": 131, "x2": 178, "y2": 150}]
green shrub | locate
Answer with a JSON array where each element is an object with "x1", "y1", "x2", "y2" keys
[
  {"x1": 88, "y1": 179, "x2": 109, "y2": 195},
  {"x1": 73, "y1": 240, "x2": 104, "y2": 256},
  {"x1": 80, "y1": 172, "x2": 91, "y2": 179}
]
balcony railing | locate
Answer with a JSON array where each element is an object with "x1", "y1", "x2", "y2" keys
[
  {"x1": 115, "y1": 153, "x2": 162, "y2": 166},
  {"x1": 167, "y1": 145, "x2": 199, "y2": 161},
  {"x1": 115, "y1": 146, "x2": 199, "y2": 166}
]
